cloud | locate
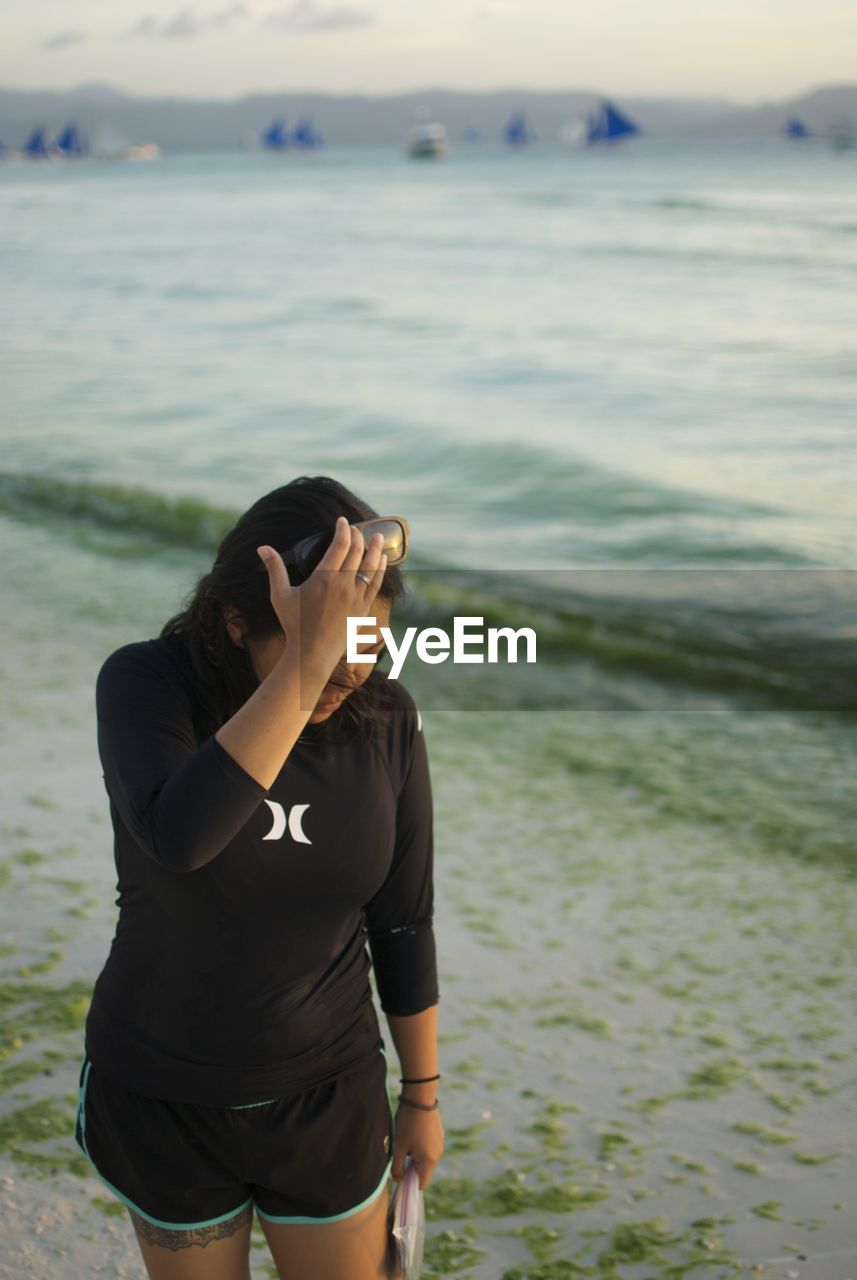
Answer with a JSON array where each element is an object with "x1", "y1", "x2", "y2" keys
[
  {"x1": 127, "y1": 16, "x2": 158, "y2": 36},
  {"x1": 210, "y1": 3, "x2": 250, "y2": 26},
  {"x1": 263, "y1": 1, "x2": 374, "y2": 32},
  {"x1": 127, "y1": 5, "x2": 250, "y2": 39},
  {"x1": 41, "y1": 29, "x2": 88, "y2": 51},
  {"x1": 162, "y1": 8, "x2": 206, "y2": 37}
]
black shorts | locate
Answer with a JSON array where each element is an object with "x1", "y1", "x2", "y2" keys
[{"x1": 72, "y1": 1048, "x2": 395, "y2": 1230}]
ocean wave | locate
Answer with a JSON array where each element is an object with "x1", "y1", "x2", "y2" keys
[
  {"x1": 512, "y1": 191, "x2": 581, "y2": 208},
  {"x1": 365, "y1": 434, "x2": 808, "y2": 562},
  {"x1": 397, "y1": 566, "x2": 856, "y2": 716},
  {"x1": 583, "y1": 242, "x2": 843, "y2": 271},
  {"x1": 0, "y1": 471, "x2": 235, "y2": 551},
  {"x1": 2, "y1": 470, "x2": 850, "y2": 714},
  {"x1": 0, "y1": 454, "x2": 809, "y2": 570},
  {"x1": 652, "y1": 195, "x2": 716, "y2": 211}
]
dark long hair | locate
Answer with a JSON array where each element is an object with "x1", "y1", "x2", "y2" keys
[{"x1": 160, "y1": 476, "x2": 407, "y2": 743}]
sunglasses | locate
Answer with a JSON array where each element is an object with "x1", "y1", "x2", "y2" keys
[{"x1": 277, "y1": 516, "x2": 410, "y2": 579}]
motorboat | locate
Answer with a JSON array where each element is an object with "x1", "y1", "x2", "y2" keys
[{"x1": 407, "y1": 121, "x2": 448, "y2": 158}]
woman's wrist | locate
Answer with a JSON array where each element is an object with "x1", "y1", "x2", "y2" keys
[
  {"x1": 398, "y1": 1095, "x2": 440, "y2": 1112},
  {"x1": 273, "y1": 641, "x2": 331, "y2": 701},
  {"x1": 398, "y1": 1079, "x2": 439, "y2": 1104}
]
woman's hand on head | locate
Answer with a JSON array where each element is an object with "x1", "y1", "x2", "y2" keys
[{"x1": 256, "y1": 516, "x2": 387, "y2": 680}]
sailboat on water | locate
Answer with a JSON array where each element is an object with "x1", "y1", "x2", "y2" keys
[
  {"x1": 261, "y1": 118, "x2": 290, "y2": 150},
  {"x1": 260, "y1": 117, "x2": 322, "y2": 152},
  {"x1": 22, "y1": 127, "x2": 52, "y2": 158},
  {"x1": 55, "y1": 124, "x2": 88, "y2": 157},
  {"x1": 784, "y1": 117, "x2": 811, "y2": 140},
  {"x1": 291, "y1": 118, "x2": 322, "y2": 149},
  {"x1": 584, "y1": 100, "x2": 641, "y2": 144},
  {"x1": 14, "y1": 120, "x2": 156, "y2": 162},
  {"x1": 562, "y1": 99, "x2": 642, "y2": 147},
  {"x1": 503, "y1": 112, "x2": 533, "y2": 146},
  {"x1": 17, "y1": 123, "x2": 89, "y2": 159}
]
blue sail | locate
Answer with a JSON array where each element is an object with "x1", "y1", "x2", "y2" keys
[
  {"x1": 55, "y1": 123, "x2": 88, "y2": 156},
  {"x1": 261, "y1": 118, "x2": 289, "y2": 150},
  {"x1": 784, "y1": 117, "x2": 811, "y2": 139},
  {"x1": 291, "y1": 117, "x2": 322, "y2": 149},
  {"x1": 504, "y1": 112, "x2": 532, "y2": 145},
  {"x1": 585, "y1": 100, "x2": 641, "y2": 145},
  {"x1": 23, "y1": 127, "x2": 52, "y2": 158}
]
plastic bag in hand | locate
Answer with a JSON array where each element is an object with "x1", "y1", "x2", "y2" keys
[{"x1": 387, "y1": 1159, "x2": 425, "y2": 1279}]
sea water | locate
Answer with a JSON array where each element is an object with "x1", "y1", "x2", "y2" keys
[{"x1": 0, "y1": 139, "x2": 855, "y2": 1278}]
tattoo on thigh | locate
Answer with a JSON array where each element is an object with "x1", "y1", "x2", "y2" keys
[{"x1": 129, "y1": 1202, "x2": 253, "y2": 1251}]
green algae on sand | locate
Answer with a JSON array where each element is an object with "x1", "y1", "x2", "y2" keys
[
  {"x1": 730, "y1": 1121, "x2": 794, "y2": 1145},
  {"x1": 750, "y1": 1200, "x2": 782, "y2": 1221},
  {"x1": 0, "y1": 976, "x2": 90, "y2": 1048},
  {"x1": 685, "y1": 1056, "x2": 748, "y2": 1097},
  {"x1": 0, "y1": 1048, "x2": 67, "y2": 1091},
  {"x1": 500, "y1": 1262, "x2": 589, "y2": 1279},
  {"x1": 91, "y1": 1195, "x2": 128, "y2": 1218},
  {"x1": 423, "y1": 1226, "x2": 485, "y2": 1276},
  {"x1": 510, "y1": 1222, "x2": 564, "y2": 1263},
  {"x1": 0, "y1": 1093, "x2": 89, "y2": 1177},
  {"x1": 791, "y1": 1149, "x2": 841, "y2": 1165}
]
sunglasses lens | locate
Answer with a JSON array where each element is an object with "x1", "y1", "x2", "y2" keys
[
  {"x1": 365, "y1": 519, "x2": 406, "y2": 563},
  {"x1": 287, "y1": 518, "x2": 406, "y2": 575}
]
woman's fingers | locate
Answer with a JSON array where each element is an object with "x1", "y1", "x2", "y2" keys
[
  {"x1": 314, "y1": 521, "x2": 387, "y2": 593},
  {"x1": 365, "y1": 551, "x2": 388, "y2": 604},
  {"x1": 312, "y1": 516, "x2": 383, "y2": 579},
  {"x1": 256, "y1": 545, "x2": 290, "y2": 596},
  {"x1": 341, "y1": 523, "x2": 369, "y2": 575},
  {"x1": 413, "y1": 1161, "x2": 435, "y2": 1192},
  {"x1": 315, "y1": 515, "x2": 357, "y2": 572},
  {"x1": 392, "y1": 1151, "x2": 437, "y2": 1191},
  {"x1": 358, "y1": 531, "x2": 385, "y2": 581}
]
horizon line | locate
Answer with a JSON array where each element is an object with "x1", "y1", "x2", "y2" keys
[{"x1": 2, "y1": 77, "x2": 854, "y2": 109}]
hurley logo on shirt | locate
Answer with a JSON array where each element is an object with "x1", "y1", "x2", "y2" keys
[{"x1": 262, "y1": 801, "x2": 312, "y2": 844}]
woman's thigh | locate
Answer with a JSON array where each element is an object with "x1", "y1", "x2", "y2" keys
[
  {"x1": 257, "y1": 1181, "x2": 393, "y2": 1280},
  {"x1": 128, "y1": 1202, "x2": 254, "y2": 1280}
]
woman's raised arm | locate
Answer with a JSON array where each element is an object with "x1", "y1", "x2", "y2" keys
[{"x1": 97, "y1": 518, "x2": 387, "y2": 873}]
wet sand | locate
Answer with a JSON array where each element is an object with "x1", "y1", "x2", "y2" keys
[{"x1": 1, "y1": 520, "x2": 855, "y2": 1278}]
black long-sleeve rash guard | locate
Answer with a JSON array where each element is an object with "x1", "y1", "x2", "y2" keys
[{"x1": 83, "y1": 632, "x2": 439, "y2": 1106}]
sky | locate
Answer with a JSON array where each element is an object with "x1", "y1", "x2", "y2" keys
[{"x1": 5, "y1": 0, "x2": 857, "y2": 102}]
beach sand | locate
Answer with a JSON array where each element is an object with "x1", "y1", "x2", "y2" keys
[
  {"x1": 1, "y1": 520, "x2": 855, "y2": 1278},
  {"x1": 2, "y1": 700, "x2": 856, "y2": 1278}
]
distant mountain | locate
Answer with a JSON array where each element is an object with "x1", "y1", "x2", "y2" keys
[
  {"x1": 1, "y1": 82, "x2": 854, "y2": 152},
  {"x1": 64, "y1": 82, "x2": 130, "y2": 106},
  {"x1": 693, "y1": 83, "x2": 857, "y2": 137}
]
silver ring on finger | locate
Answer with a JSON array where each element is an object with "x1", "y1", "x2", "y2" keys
[{"x1": 356, "y1": 571, "x2": 372, "y2": 586}]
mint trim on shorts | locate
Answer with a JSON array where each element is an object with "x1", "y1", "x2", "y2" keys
[
  {"x1": 254, "y1": 1157, "x2": 393, "y2": 1225},
  {"x1": 254, "y1": 1046, "x2": 395, "y2": 1225},
  {"x1": 72, "y1": 1055, "x2": 253, "y2": 1231},
  {"x1": 75, "y1": 1058, "x2": 93, "y2": 1158}
]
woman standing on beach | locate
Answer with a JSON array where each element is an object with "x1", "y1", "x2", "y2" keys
[{"x1": 72, "y1": 475, "x2": 444, "y2": 1280}]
